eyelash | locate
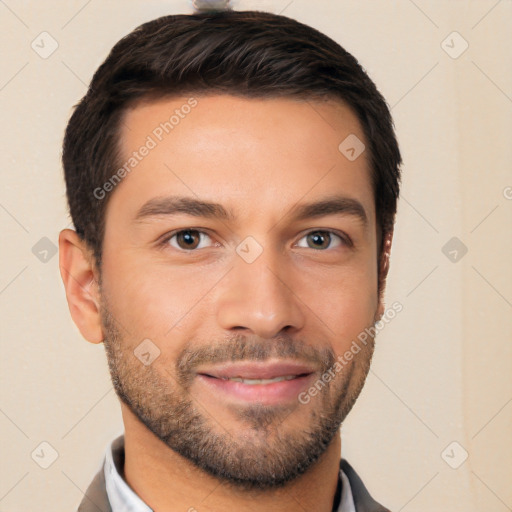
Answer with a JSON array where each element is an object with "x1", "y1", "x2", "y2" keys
[{"x1": 158, "y1": 228, "x2": 352, "y2": 252}]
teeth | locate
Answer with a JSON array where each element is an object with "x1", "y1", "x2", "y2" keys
[{"x1": 222, "y1": 375, "x2": 297, "y2": 385}]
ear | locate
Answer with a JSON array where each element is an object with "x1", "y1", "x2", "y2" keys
[
  {"x1": 58, "y1": 229, "x2": 103, "y2": 343},
  {"x1": 376, "y1": 229, "x2": 393, "y2": 320}
]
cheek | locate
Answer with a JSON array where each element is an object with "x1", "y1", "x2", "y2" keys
[
  {"x1": 301, "y1": 261, "x2": 378, "y2": 352},
  {"x1": 101, "y1": 256, "x2": 216, "y2": 342}
]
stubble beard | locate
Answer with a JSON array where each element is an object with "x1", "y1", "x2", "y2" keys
[{"x1": 100, "y1": 300, "x2": 375, "y2": 491}]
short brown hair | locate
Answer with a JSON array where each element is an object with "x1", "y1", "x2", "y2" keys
[{"x1": 62, "y1": 10, "x2": 401, "y2": 268}]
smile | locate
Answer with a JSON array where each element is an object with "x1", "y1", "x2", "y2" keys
[
  {"x1": 219, "y1": 375, "x2": 299, "y2": 385},
  {"x1": 195, "y1": 361, "x2": 317, "y2": 405}
]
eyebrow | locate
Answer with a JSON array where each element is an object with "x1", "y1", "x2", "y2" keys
[
  {"x1": 134, "y1": 196, "x2": 235, "y2": 222},
  {"x1": 290, "y1": 195, "x2": 368, "y2": 227},
  {"x1": 134, "y1": 194, "x2": 368, "y2": 227}
]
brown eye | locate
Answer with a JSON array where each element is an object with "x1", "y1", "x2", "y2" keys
[
  {"x1": 168, "y1": 229, "x2": 212, "y2": 251},
  {"x1": 297, "y1": 230, "x2": 343, "y2": 250}
]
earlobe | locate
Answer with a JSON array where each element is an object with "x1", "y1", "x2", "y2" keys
[
  {"x1": 376, "y1": 230, "x2": 393, "y2": 320},
  {"x1": 58, "y1": 229, "x2": 104, "y2": 344}
]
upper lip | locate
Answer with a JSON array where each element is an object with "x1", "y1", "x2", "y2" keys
[{"x1": 196, "y1": 360, "x2": 317, "y2": 380}]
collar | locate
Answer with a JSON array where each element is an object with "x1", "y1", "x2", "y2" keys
[{"x1": 104, "y1": 434, "x2": 152, "y2": 511}]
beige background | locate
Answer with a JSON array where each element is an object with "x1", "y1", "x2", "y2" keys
[{"x1": 1, "y1": 1, "x2": 511, "y2": 510}]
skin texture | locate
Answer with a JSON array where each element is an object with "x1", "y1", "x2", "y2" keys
[{"x1": 59, "y1": 94, "x2": 392, "y2": 512}]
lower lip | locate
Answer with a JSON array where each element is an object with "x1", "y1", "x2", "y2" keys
[{"x1": 196, "y1": 374, "x2": 314, "y2": 405}]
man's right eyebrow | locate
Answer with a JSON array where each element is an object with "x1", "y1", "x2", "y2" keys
[{"x1": 133, "y1": 196, "x2": 235, "y2": 222}]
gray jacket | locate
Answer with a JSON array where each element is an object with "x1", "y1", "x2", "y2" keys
[{"x1": 77, "y1": 438, "x2": 390, "y2": 512}]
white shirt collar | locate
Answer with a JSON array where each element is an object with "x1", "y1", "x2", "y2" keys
[
  {"x1": 338, "y1": 466, "x2": 356, "y2": 512},
  {"x1": 104, "y1": 436, "x2": 152, "y2": 512},
  {"x1": 104, "y1": 436, "x2": 355, "y2": 512}
]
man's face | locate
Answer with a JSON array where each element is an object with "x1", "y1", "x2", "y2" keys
[{"x1": 99, "y1": 94, "x2": 380, "y2": 489}]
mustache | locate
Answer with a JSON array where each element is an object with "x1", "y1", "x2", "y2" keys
[{"x1": 176, "y1": 334, "x2": 336, "y2": 377}]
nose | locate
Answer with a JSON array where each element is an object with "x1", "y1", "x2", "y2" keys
[{"x1": 215, "y1": 247, "x2": 306, "y2": 339}]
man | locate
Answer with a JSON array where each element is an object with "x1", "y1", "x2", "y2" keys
[{"x1": 59, "y1": 8, "x2": 401, "y2": 512}]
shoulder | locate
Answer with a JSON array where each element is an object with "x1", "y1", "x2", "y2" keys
[
  {"x1": 340, "y1": 458, "x2": 392, "y2": 512},
  {"x1": 77, "y1": 464, "x2": 112, "y2": 512}
]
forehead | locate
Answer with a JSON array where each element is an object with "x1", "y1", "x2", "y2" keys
[{"x1": 106, "y1": 94, "x2": 375, "y2": 228}]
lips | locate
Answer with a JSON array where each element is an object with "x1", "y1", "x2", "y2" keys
[
  {"x1": 195, "y1": 360, "x2": 317, "y2": 405},
  {"x1": 196, "y1": 361, "x2": 316, "y2": 381}
]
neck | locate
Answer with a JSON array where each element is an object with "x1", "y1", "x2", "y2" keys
[{"x1": 121, "y1": 405, "x2": 342, "y2": 512}]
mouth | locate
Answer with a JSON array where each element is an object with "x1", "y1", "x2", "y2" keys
[
  {"x1": 195, "y1": 361, "x2": 316, "y2": 405},
  {"x1": 211, "y1": 374, "x2": 303, "y2": 384}
]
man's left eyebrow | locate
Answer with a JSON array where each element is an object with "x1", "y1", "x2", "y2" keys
[{"x1": 289, "y1": 195, "x2": 369, "y2": 227}]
